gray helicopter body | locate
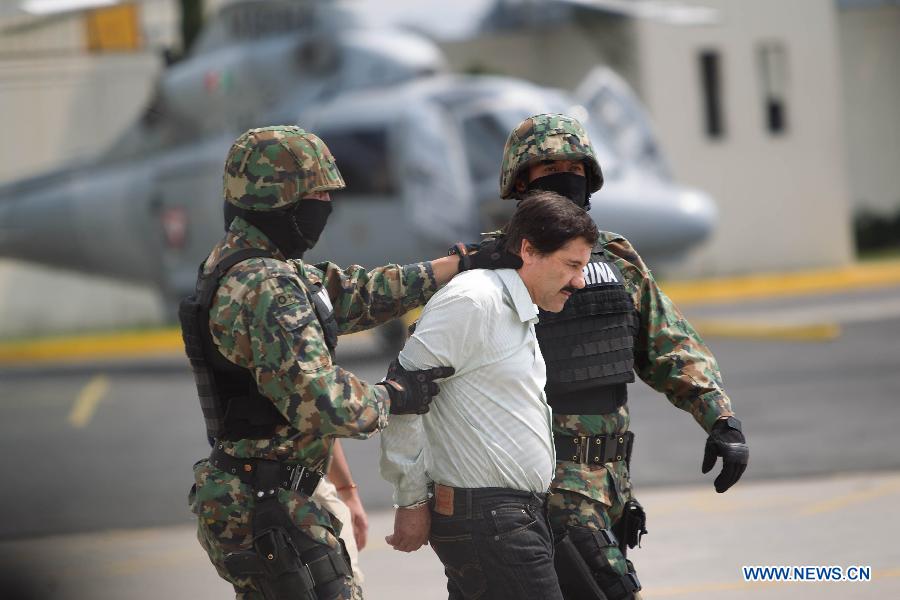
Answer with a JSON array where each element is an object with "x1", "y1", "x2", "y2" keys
[{"x1": 0, "y1": 0, "x2": 715, "y2": 304}]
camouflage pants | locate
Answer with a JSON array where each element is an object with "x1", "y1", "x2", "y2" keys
[
  {"x1": 547, "y1": 490, "x2": 642, "y2": 600},
  {"x1": 196, "y1": 516, "x2": 362, "y2": 600}
]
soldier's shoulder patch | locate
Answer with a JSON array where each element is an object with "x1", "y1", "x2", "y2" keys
[{"x1": 257, "y1": 275, "x2": 316, "y2": 332}]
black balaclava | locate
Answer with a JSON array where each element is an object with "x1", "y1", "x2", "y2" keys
[
  {"x1": 224, "y1": 199, "x2": 333, "y2": 259},
  {"x1": 526, "y1": 172, "x2": 591, "y2": 210}
]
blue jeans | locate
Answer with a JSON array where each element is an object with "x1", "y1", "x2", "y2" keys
[{"x1": 428, "y1": 486, "x2": 563, "y2": 600}]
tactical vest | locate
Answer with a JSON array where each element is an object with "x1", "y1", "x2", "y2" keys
[
  {"x1": 536, "y1": 252, "x2": 639, "y2": 415},
  {"x1": 179, "y1": 248, "x2": 338, "y2": 443}
]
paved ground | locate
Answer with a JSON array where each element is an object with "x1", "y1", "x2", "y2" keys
[
  {"x1": 1, "y1": 283, "x2": 899, "y2": 598},
  {"x1": 1, "y1": 470, "x2": 897, "y2": 599}
]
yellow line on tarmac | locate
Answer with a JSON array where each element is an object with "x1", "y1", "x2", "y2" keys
[
  {"x1": 798, "y1": 479, "x2": 900, "y2": 516},
  {"x1": 690, "y1": 320, "x2": 841, "y2": 342},
  {"x1": 663, "y1": 259, "x2": 900, "y2": 307},
  {"x1": 0, "y1": 327, "x2": 183, "y2": 364},
  {"x1": 68, "y1": 375, "x2": 110, "y2": 428},
  {"x1": 2, "y1": 260, "x2": 898, "y2": 363}
]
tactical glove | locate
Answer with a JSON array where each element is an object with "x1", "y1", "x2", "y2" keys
[
  {"x1": 702, "y1": 416, "x2": 749, "y2": 493},
  {"x1": 379, "y1": 359, "x2": 455, "y2": 415},
  {"x1": 450, "y1": 238, "x2": 523, "y2": 271}
]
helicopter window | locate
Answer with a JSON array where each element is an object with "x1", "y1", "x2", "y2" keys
[
  {"x1": 461, "y1": 114, "x2": 509, "y2": 184},
  {"x1": 318, "y1": 129, "x2": 396, "y2": 197}
]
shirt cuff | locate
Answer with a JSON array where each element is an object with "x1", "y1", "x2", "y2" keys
[{"x1": 394, "y1": 485, "x2": 431, "y2": 507}]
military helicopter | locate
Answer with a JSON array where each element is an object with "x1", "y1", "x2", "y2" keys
[{"x1": 0, "y1": 0, "x2": 716, "y2": 310}]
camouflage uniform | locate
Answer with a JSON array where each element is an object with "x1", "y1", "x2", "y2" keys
[
  {"x1": 188, "y1": 127, "x2": 439, "y2": 599},
  {"x1": 500, "y1": 115, "x2": 735, "y2": 599},
  {"x1": 546, "y1": 232, "x2": 733, "y2": 595}
]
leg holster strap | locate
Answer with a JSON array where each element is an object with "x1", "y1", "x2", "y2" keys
[
  {"x1": 569, "y1": 527, "x2": 642, "y2": 600},
  {"x1": 554, "y1": 532, "x2": 609, "y2": 600},
  {"x1": 606, "y1": 561, "x2": 641, "y2": 600},
  {"x1": 577, "y1": 528, "x2": 619, "y2": 552}
]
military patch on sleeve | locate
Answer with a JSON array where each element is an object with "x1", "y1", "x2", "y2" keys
[{"x1": 265, "y1": 278, "x2": 316, "y2": 332}]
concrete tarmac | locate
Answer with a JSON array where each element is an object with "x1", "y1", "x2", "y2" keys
[
  {"x1": 1, "y1": 470, "x2": 897, "y2": 599},
  {"x1": 2, "y1": 283, "x2": 899, "y2": 598}
]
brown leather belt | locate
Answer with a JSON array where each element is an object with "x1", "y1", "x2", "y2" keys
[{"x1": 555, "y1": 431, "x2": 634, "y2": 465}]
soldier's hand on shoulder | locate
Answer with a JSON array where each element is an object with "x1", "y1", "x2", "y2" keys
[
  {"x1": 379, "y1": 359, "x2": 455, "y2": 415},
  {"x1": 702, "y1": 416, "x2": 749, "y2": 493},
  {"x1": 451, "y1": 237, "x2": 523, "y2": 272}
]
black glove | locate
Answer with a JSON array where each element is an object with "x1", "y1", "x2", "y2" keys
[
  {"x1": 379, "y1": 359, "x2": 455, "y2": 415},
  {"x1": 702, "y1": 416, "x2": 749, "y2": 493},
  {"x1": 450, "y1": 238, "x2": 523, "y2": 271}
]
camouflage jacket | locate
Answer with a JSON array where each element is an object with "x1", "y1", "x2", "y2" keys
[
  {"x1": 551, "y1": 231, "x2": 734, "y2": 507},
  {"x1": 190, "y1": 216, "x2": 437, "y2": 546}
]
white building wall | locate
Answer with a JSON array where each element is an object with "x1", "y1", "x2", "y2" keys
[
  {"x1": 0, "y1": 53, "x2": 161, "y2": 182},
  {"x1": 636, "y1": 0, "x2": 855, "y2": 276},
  {"x1": 838, "y1": 4, "x2": 900, "y2": 216},
  {"x1": 0, "y1": 9, "x2": 166, "y2": 337}
]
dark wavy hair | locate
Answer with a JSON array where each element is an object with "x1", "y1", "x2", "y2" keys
[{"x1": 504, "y1": 190, "x2": 599, "y2": 256}]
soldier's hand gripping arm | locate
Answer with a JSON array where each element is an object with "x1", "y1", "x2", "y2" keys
[
  {"x1": 702, "y1": 416, "x2": 748, "y2": 493},
  {"x1": 378, "y1": 359, "x2": 455, "y2": 415}
]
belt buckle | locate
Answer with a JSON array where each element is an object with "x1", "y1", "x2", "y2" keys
[
  {"x1": 575, "y1": 435, "x2": 591, "y2": 464},
  {"x1": 289, "y1": 465, "x2": 307, "y2": 492}
]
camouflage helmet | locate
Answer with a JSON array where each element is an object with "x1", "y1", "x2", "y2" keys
[
  {"x1": 224, "y1": 125, "x2": 345, "y2": 211},
  {"x1": 499, "y1": 113, "x2": 603, "y2": 199}
]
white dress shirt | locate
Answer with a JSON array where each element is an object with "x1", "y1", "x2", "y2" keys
[{"x1": 380, "y1": 268, "x2": 556, "y2": 506}]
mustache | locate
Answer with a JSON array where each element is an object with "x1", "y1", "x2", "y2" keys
[{"x1": 561, "y1": 286, "x2": 579, "y2": 294}]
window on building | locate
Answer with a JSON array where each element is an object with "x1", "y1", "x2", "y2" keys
[
  {"x1": 757, "y1": 41, "x2": 789, "y2": 135},
  {"x1": 698, "y1": 50, "x2": 725, "y2": 139}
]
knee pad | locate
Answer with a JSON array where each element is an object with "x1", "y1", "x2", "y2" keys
[{"x1": 568, "y1": 527, "x2": 641, "y2": 600}]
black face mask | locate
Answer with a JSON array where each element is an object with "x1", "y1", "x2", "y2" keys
[
  {"x1": 290, "y1": 198, "x2": 332, "y2": 251},
  {"x1": 526, "y1": 172, "x2": 591, "y2": 209},
  {"x1": 225, "y1": 199, "x2": 333, "y2": 259}
]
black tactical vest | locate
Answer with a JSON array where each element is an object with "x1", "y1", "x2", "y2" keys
[
  {"x1": 179, "y1": 248, "x2": 337, "y2": 443},
  {"x1": 536, "y1": 251, "x2": 639, "y2": 415}
]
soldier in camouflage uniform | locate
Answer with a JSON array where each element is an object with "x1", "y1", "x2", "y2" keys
[
  {"x1": 496, "y1": 114, "x2": 749, "y2": 600},
  {"x1": 183, "y1": 126, "x2": 516, "y2": 600}
]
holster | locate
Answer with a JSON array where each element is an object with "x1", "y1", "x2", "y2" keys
[
  {"x1": 223, "y1": 475, "x2": 351, "y2": 600},
  {"x1": 554, "y1": 532, "x2": 610, "y2": 600}
]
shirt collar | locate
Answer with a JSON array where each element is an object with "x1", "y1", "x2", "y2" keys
[{"x1": 495, "y1": 269, "x2": 539, "y2": 324}]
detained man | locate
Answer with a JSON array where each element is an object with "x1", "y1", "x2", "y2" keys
[{"x1": 380, "y1": 192, "x2": 600, "y2": 600}]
